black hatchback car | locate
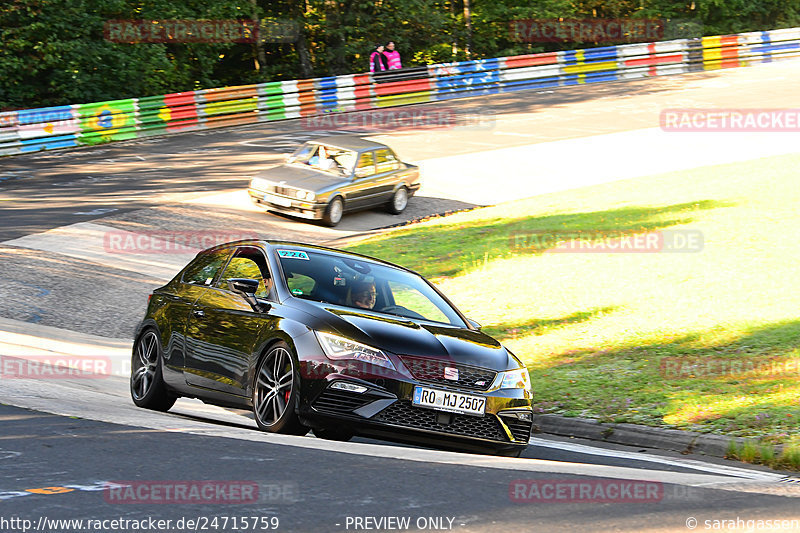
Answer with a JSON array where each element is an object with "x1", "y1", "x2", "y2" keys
[{"x1": 131, "y1": 241, "x2": 533, "y2": 456}]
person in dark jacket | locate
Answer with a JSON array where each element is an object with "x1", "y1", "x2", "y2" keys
[{"x1": 369, "y1": 44, "x2": 388, "y2": 73}]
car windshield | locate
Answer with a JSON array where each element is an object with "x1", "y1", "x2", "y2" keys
[
  {"x1": 276, "y1": 249, "x2": 466, "y2": 327},
  {"x1": 287, "y1": 143, "x2": 357, "y2": 177}
]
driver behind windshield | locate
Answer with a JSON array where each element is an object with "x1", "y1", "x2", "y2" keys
[
  {"x1": 351, "y1": 281, "x2": 377, "y2": 309},
  {"x1": 308, "y1": 145, "x2": 334, "y2": 170}
]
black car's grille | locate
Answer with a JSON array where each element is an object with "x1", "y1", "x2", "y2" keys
[
  {"x1": 501, "y1": 416, "x2": 533, "y2": 443},
  {"x1": 398, "y1": 356, "x2": 497, "y2": 392},
  {"x1": 373, "y1": 401, "x2": 507, "y2": 442},
  {"x1": 312, "y1": 389, "x2": 372, "y2": 415}
]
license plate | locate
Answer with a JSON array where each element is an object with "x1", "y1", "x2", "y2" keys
[
  {"x1": 263, "y1": 193, "x2": 292, "y2": 207},
  {"x1": 412, "y1": 386, "x2": 486, "y2": 417}
]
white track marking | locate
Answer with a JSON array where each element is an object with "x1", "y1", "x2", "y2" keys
[{"x1": 528, "y1": 436, "x2": 782, "y2": 481}]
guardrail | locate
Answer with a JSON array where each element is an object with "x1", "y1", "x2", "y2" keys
[{"x1": 1, "y1": 27, "x2": 799, "y2": 157}]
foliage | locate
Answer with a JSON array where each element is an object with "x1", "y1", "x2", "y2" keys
[
  {"x1": 2, "y1": 0, "x2": 800, "y2": 108},
  {"x1": 345, "y1": 152, "x2": 800, "y2": 451}
]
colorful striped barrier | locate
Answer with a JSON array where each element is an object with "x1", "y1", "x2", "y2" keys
[
  {"x1": 137, "y1": 92, "x2": 200, "y2": 136},
  {"x1": 77, "y1": 99, "x2": 138, "y2": 145},
  {"x1": 17, "y1": 106, "x2": 80, "y2": 152},
  {"x1": 2, "y1": 26, "x2": 800, "y2": 157}
]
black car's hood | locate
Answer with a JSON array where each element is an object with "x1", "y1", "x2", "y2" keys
[
  {"x1": 294, "y1": 301, "x2": 517, "y2": 372},
  {"x1": 256, "y1": 164, "x2": 344, "y2": 191}
]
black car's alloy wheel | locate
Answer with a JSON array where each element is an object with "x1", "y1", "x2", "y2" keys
[
  {"x1": 253, "y1": 343, "x2": 308, "y2": 435},
  {"x1": 130, "y1": 329, "x2": 176, "y2": 411},
  {"x1": 387, "y1": 186, "x2": 408, "y2": 214},
  {"x1": 323, "y1": 197, "x2": 344, "y2": 226}
]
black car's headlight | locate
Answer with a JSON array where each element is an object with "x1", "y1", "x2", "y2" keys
[
  {"x1": 315, "y1": 331, "x2": 396, "y2": 371},
  {"x1": 498, "y1": 367, "x2": 532, "y2": 392}
]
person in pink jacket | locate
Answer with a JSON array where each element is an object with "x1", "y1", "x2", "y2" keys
[
  {"x1": 384, "y1": 41, "x2": 402, "y2": 70},
  {"x1": 369, "y1": 44, "x2": 388, "y2": 73}
]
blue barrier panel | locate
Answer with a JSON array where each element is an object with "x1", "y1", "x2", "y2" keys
[{"x1": 318, "y1": 77, "x2": 339, "y2": 112}]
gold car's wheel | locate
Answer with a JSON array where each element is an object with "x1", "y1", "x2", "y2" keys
[
  {"x1": 387, "y1": 186, "x2": 408, "y2": 215},
  {"x1": 323, "y1": 197, "x2": 344, "y2": 226}
]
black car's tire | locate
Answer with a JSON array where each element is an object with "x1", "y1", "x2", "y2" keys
[
  {"x1": 322, "y1": 197, "x2": 344, "y2": 227},
  {"x1": 253, "y1": 342, "x2": 308, "y2": 435},
  {"x1": 130, "y1": 329, "x2": 177, "y2": 412},
  {"x1": 313, "y1": 426, "x2": 355, "y2": 442},
  {"x1": 386, "y1": 187, "x2": 408, "y2": 215}
]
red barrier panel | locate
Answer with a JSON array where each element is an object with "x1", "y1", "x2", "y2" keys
[
  {"x1": 353, "y1": 75, "x2": 373, "y2": 111},
  {"x1": 504, "y1": 52, "x2": 559, "y2": 68},
  {"x1": 720, "y1": 35, "x2": 741, "y2": 68},
  {"x1": 372, "y1": 79, "x2": 433, "y2": 97},
  {"x1": 297, "y1": 80, "x2": 317, "y2": 117},
  {"x1": 164, "y1": 92, "x2": 199, "y2": 131}
]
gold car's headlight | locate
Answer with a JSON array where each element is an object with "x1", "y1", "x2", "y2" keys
[
  {"x1": 295, "y1": 190, "x2": 316, "y2": 201},
  {"x1": 250, "y1": 178, "x2": 271, "y2": 190}
]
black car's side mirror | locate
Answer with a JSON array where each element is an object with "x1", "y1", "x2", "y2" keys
[
  {"x1": 229, "y1": 278, "x2": 258, "y2": 294},
  {"x1": 228, "y1": 278, "x2": 271, "y2": 313}
]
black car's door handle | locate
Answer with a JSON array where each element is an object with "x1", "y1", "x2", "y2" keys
[{"x1": 192, "y1": 309, "x2": 205, "y2": 318}]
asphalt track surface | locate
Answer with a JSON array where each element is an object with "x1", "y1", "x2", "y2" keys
[
  {"x1": 2, "y1": 59, "x2": 800, "y2": 241},
  {"x1": 2, "y1": 399, "x2": 800, "y2": 533},
  {"x1": 2, "y1": 60, "x2": 800, "y2": 532}
]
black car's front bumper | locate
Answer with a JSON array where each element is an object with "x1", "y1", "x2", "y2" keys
[{"x1": 301, "y1": 374, "x2": 533, "y2": 453}]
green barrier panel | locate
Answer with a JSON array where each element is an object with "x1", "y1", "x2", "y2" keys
[{"x1": 77, "y1": 99, "x2": 138, "y2": 145}]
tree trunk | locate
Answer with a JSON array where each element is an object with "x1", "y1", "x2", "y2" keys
[
  {"x1": 463, "y1": 0, "x2": 472, "y2": 58},
  {"x1": 450, "y1": 0, "x2": 458, "y2": 58},
  {"x1": 296, "y1": 30, "x2": 313, "y2": 78},
  {"x1": 248, "y1": 0, "x2": 267, "y2": 72},
  {"x1": 291, "y1": 0, "x2": 313, "y2": 78}
]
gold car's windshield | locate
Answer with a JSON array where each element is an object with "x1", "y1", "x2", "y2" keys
[{"x1": 288, "y1": 144, "x2": 356, "y2": 177}]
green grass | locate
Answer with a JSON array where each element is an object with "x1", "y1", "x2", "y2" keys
[
  {"x1": 346, "y1": 152, "x2": 800, "y2": 450},
  {"x1": 726, "y1": 439, "x2": 800, "y2": 470}
]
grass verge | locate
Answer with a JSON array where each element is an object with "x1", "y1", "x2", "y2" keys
[{"x1": 346, "y1": 151, "x2": 800, "y2": 455}]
